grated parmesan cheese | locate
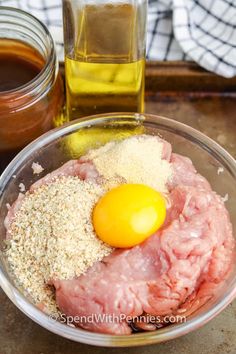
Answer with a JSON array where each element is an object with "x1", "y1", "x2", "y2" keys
[
  {"x1": 32, "y1": 162, "x2": 44, "y2": 175},
  {"x1": 19, "y1": 183, "x2": 26, "y2": 192},
  {"x1": 217, "y1": 167, "x2": 224, "y2": 175},
  {"x1": 85, "y1": 135, "x2": 172, "y2": 192},
  {"x1": 222, "y1": 193, "x2": 229, "y2": 203}
]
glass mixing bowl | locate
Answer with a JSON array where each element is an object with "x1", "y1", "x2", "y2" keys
[{"x1": 0, "y1": 113, "x2": 236, "y2": 347}]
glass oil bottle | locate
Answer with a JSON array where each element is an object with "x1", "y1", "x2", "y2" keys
[{"x1": 63, "y1": 0, "x2": 147, "y2": 119}]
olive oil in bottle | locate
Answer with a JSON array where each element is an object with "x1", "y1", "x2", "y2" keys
[
  {"x1": 63, "y1": 1, "x2": 147, "y2": 119},
  {"x1": 65, "y1": 58, "x2": 145, "y2": 118}
]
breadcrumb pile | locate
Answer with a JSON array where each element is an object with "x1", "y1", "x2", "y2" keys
[
  {"x1": 85, "y1": 135, "x2": 172, "y2": 193},
  {"x1": 6, "y1": 176, "x2": 112, "y2": 313}
]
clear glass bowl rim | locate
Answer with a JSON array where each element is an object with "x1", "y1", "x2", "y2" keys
[{"x1": 0, "y1": 112, "x2": 236, "y2": 347}]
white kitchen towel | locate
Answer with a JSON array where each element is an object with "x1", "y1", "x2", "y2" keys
[
  {"x1": 0, "y1": 0, "x2": 235, "y2": 77},
  {"x1": 173, "y1": 0, "x2": 236, "y2": 78}
]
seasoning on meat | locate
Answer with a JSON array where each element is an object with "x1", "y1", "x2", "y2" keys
[{"x1": 84, "y1": 135, "x2": 172, "y2": 192}]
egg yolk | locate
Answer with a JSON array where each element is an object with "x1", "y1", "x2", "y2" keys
[{"x1": 93, "y1": 184, "x2": 166, "y2": 248}]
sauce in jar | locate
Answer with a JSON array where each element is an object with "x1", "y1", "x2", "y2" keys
[{"x1": 0, "y1": 8, "x2": 64, "y2": 170}]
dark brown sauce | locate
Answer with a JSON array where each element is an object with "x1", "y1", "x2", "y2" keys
[
  {"x1": 0, "y1": 56, "x2": 41, "y2": 92},
  {"x1": 0, "y1": 39, "x2": 45, "y2": 92},
  {"x1": 0, "y1": 39, "x2": 64, "y2": 153}
]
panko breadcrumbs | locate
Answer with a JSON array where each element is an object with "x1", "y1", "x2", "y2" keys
[{"x1": 6, "y1": 176, "x2": 112, "y2": 314}]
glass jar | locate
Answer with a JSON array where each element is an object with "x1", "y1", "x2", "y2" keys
[
  {"x1": 63, "y1": 0, "x2": 147, "y2": 119},
  {"x1": 0, "y1": 7, "x2": 64, "y2": 157}
]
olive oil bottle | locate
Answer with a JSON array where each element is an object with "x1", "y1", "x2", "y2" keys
[{"x1": 63, "y1": 1, "x2": 147, "y2": 120}]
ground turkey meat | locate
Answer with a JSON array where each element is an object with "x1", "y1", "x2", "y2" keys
[
  {"x1": 5, "y1": 137, "x2": 235, "y2": 335},
  {"x1": 53, "y1": 150, "x2": 234, "y2": 334}
]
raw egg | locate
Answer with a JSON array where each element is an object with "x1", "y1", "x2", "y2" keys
[{"x1": 93, "y1": 184, "x2": 166, "y2": 248}]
